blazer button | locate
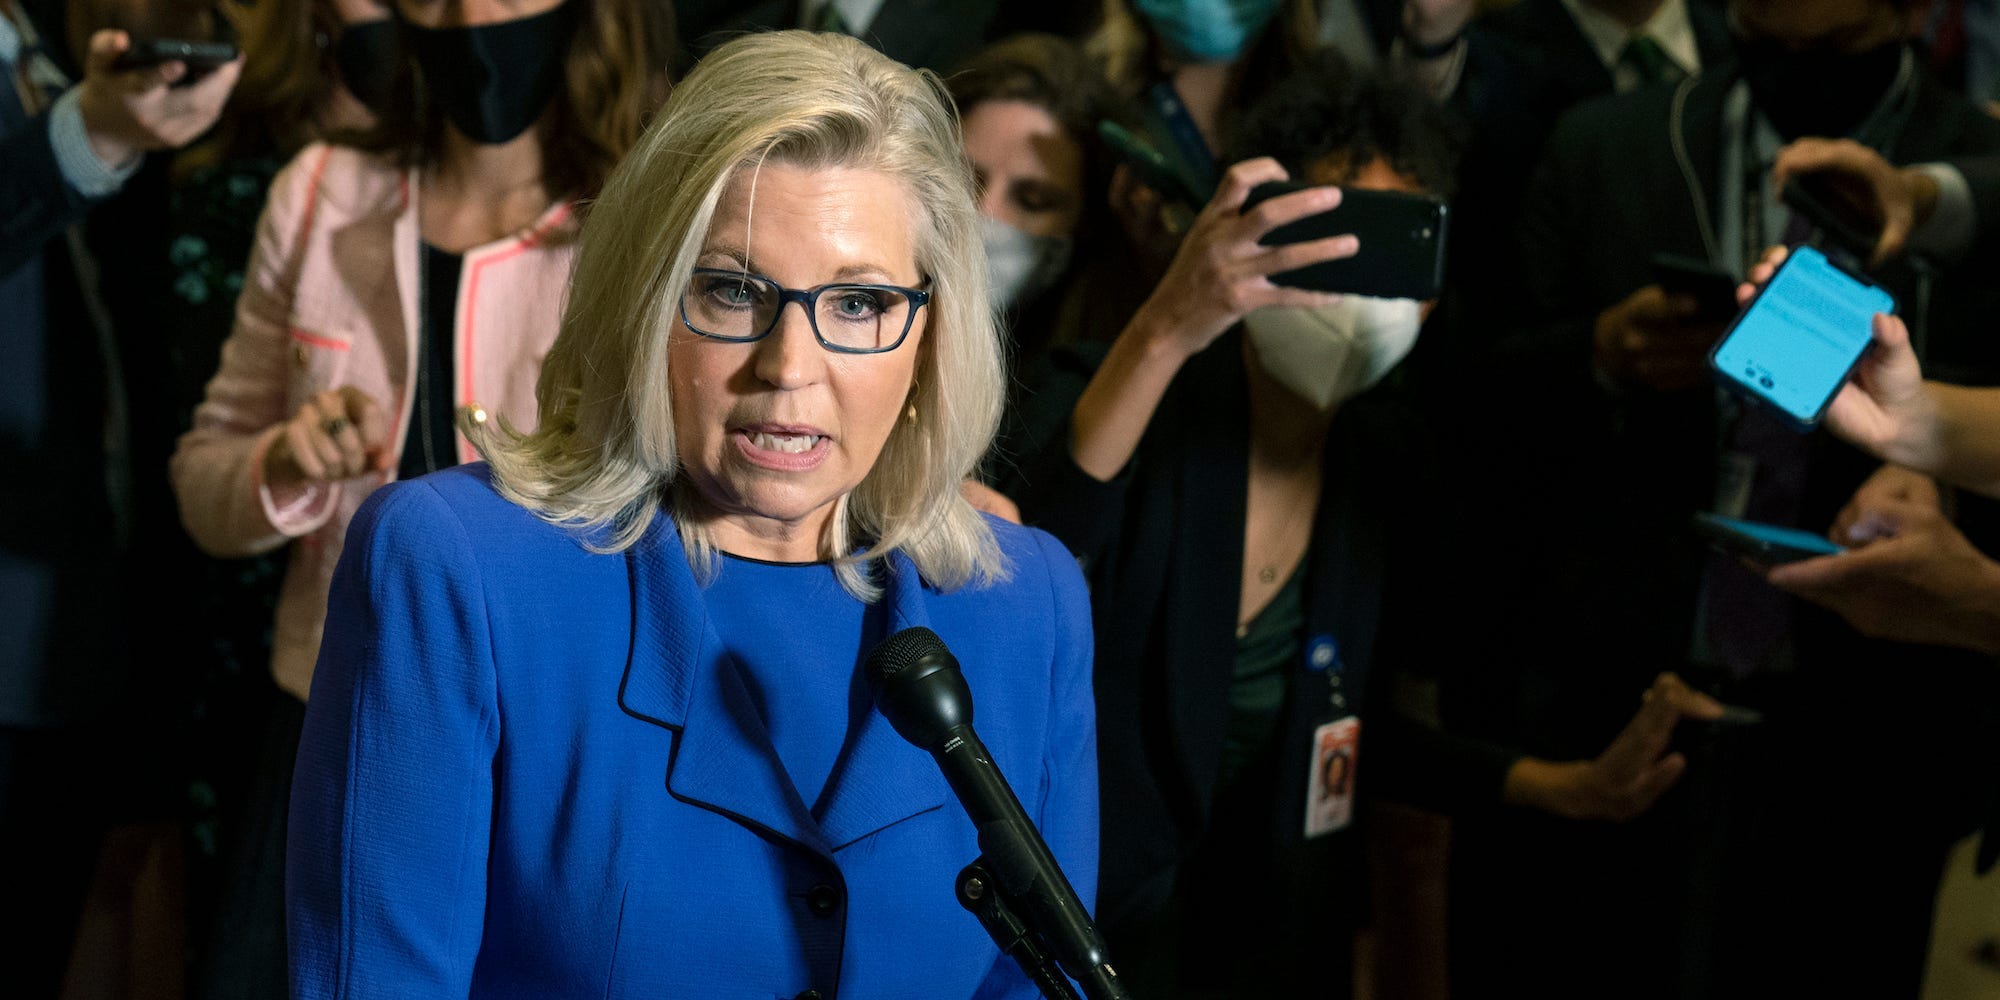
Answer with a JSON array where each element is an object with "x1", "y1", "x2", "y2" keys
[
  {"x1": 458, "y1": 402, "x2": 489, "y2": 426},
  {"x1": 805, "y1": 883, "x2": 840, "y2": 917}
]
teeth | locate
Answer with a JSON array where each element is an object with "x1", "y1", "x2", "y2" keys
[{"x1": 749, "y1": 432, "x2": 820, "y2": 454}]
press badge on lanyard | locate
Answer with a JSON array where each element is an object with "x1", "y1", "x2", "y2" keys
[{"x1": 1302, "y1": 634, "x2": 1359, "y2": 839}]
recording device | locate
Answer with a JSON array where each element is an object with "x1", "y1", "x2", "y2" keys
[
  {"x1": 1097, "y1": 119, "x2": 1207, "y2": 207},
  {"x1": 1782, "y1": 174, "x2": 1886, "y2": 267},
  {"x1": 112, "y1": 38, "x2": 238, "y2": 81},
  {"x1": 867, "y1": 627, "x2": 1129, "y2": 1000},
  {"x1": 1693, "y1": 512, "x2": 1845, "y2": 564},
  {"x1": 1240, "y1": 181, "x2": 1448, "y2": 300},
  {"x1": 1651, "y1": 252, "x2": 1740, "y2": 322},
  {"x1": 1708, "y1": 243, "x2": 1896, "y2": 429}
]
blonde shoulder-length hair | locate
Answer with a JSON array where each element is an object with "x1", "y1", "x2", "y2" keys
[{"x1": 481, "y1": 29, "x2": 1007, "y2": 601}]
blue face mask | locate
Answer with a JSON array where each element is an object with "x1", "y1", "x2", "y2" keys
[{"x1": 1135, "y1": 0, "x2": 1284, "y2": 63}]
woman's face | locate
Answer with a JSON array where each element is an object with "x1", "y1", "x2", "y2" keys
[
  {"x1": 668, "y1": 163, "x2": 927, "y2": 561},
  {"x1": 962, "y1": 99, "x2": 1084, "y2": 239},
  {"x1": 395, "y1": 0, "x2": 564, "y2": 28}
]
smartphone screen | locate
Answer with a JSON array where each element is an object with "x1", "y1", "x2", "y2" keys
[{"x1": 1709, "y1": 245, "x2": 1894, "y2": 428}]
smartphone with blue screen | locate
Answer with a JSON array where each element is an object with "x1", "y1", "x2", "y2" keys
[
  {"x1": 1693, "y1": 512, "x2": 1845, "y2": 563},
  {"x1": 1708, "y1": 244, "x2": 1895, "y2": 430}
]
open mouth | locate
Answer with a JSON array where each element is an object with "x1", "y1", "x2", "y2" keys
[
  {"x1": 744, "y1": 431, "x2": 823, "y2": 453},
  {"x1": 731, "y1": 424, "x2": 833, "y2": 470}
]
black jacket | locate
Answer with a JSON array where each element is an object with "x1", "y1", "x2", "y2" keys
[{"x1": 1015, "y1": 331, "x2": 1516, "y2": 930}]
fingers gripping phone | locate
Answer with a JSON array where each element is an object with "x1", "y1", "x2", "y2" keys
[
  {"x1": 1708, "y1": 244, "x2": 1895, "y2": 429},
  {"x1": 1651, "y1": 253, "x2": 1739, "y2": 322},
  {"x1": 1693, "y1": 512, "x2": 1845, "y2": 563},
  {"x1": 1782, "y1": 174, "x2": 1886, "y2": 266},
  {"x1": 1240, "y1": 181, "x2": 1449, "y2": 301},
  {"x1": 112, "y1": 38, "x2": 239, "y2": 81}
]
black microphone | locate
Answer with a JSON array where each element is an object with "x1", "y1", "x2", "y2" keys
[{"x1": 866, "y1": 626, "x2": 1130, "y2": 1000}]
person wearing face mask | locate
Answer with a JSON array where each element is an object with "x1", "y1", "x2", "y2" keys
[
  {"x1": 949, "y1": 35, "x2": 1113, "y2": 354},
  {"x1": 946, "y1": 35, "x2": 1129, "y2": 499},
  {"x1": 1442, "y1": 1, "x2": 2000, "y2": 997},
  {"x1": 167, "y1": 0, "x2": 673, "y2": 994},
  {"x1": 1091, "y1": 0, "x2": 1494, "y2": 284},
  {"x1": 1012, "y1": 53, "x2": 1724, "y2": 998}
]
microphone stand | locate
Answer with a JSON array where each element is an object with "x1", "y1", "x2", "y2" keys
[{"x1": 956, "y1": 858, "x2": 1083, "y2": 1000}]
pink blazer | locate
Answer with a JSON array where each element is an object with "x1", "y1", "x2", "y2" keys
[{"x1": 171, "y1": 142, "x2": 577, "y2": 700}]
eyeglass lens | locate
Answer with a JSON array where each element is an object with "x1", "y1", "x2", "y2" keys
[{"x1": 685, "y1": 272, "x2": 914, "y2": 352}]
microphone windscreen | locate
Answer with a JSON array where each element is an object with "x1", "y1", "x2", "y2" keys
[
  {"x1": 865, "y1": 626, "x2": 972, "y2": 749},
  {"x1": 865, "y1": 625, "x2": 947, "y2": 684}
]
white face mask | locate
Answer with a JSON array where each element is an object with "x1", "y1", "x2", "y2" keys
[
  {"x1": 1242, "y1": 295, "x2": 1423, "y2": 411},
  {"x1": 980, "y1": 214, "x2": 1073, "y2": 312}
]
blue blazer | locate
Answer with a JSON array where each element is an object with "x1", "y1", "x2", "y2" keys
[{"x1": 288, "y1": 464, "x2": 1098, "y2": 998}]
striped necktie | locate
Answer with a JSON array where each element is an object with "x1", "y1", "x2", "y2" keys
[{"x1": 1619, "y1": 34, "x2": 1683, "y2": 88}]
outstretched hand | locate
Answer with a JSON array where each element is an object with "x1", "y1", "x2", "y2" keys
[{"x1": 1504, "y1": 673, "x2": 1725, "y2": 823}]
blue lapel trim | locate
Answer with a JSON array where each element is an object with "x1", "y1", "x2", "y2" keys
[{"x1": 618, "y1": 523, "x2": 950, "y2": 855}]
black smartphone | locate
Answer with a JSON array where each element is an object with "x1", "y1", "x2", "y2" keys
[
  {"x1": 1708, "y1": 244, "x2": 1895, "y2": 429},
  {"x1": 1693, "y1": 512, "x2": 1845, "y2": 563},
  {"x1": 113, "y1": 38, "x2": 239, "y2": 79},
  {"x1": 1651, "y1": 252, "x2": 1739, "y2": 322},
  {"x1": 1781, "y1": 174, "x2": 1885, "y2": 265},
  {"x1": 1241, "y1": 181, "x2": 1448, "y2": 300},
  {"x1": 1096, "y1": 120, "x2": 1206, "y2": 207}
]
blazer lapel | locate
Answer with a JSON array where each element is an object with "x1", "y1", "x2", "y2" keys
[
  {"x1": 1162, "y1": 337, "x2": 1249, "y2": 811},
  {"x1": 620, "y1": 523, "x2": 829, "y2": 855},
  {"x1": 619, "y1": 524, "x2": 948, "y2": 855},
  {"x1": 815, "y1": 551, "x2": 950, "y2": 851}
]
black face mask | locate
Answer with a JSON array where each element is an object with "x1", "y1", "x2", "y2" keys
[
  {"x1": 333, "y1": 19, "x2": 398, "y2": 112},
  {"x1": 405, "y1": 1, "x2": 581, "y2": 145},
  {"x1": 1737, "y1": 38, "x2": 1905, "y2": 141}
]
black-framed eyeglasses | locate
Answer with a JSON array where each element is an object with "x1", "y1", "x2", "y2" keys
[{"x1": 679, "y1": 268, "x2": 932, "y2": 355}]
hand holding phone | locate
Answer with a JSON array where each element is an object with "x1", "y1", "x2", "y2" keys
[
  {"x1": 1651, "y1": 253, "x2": 1739, "y2": 323},
  {"x1": 1126, "y1": 159, "x2": 1359, "y2": 359},
  {"x1": 1593, "y1": 283, "x2": 1728, "y2": 392},
  {"x1": 1781, "y1": 173, "x2": 1888, "y2": 270},
  {"x1": 1709, "y1": 243, "x2": 1895, "y2": 429},
  {"x1": 1240, "y1": 181, "x2": 1448, "y2": 300},
  {"x1": 76, "y1": 30, "x2": 242, "y2": 163}
]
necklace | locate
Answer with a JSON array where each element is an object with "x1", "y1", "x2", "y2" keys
[
  {"x1": 1241, "y1": 471, "x2": 1318, "y2": 634},
  {"x1": 1252, "y1": 495, "x2": 1312, "y2": 585}
]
